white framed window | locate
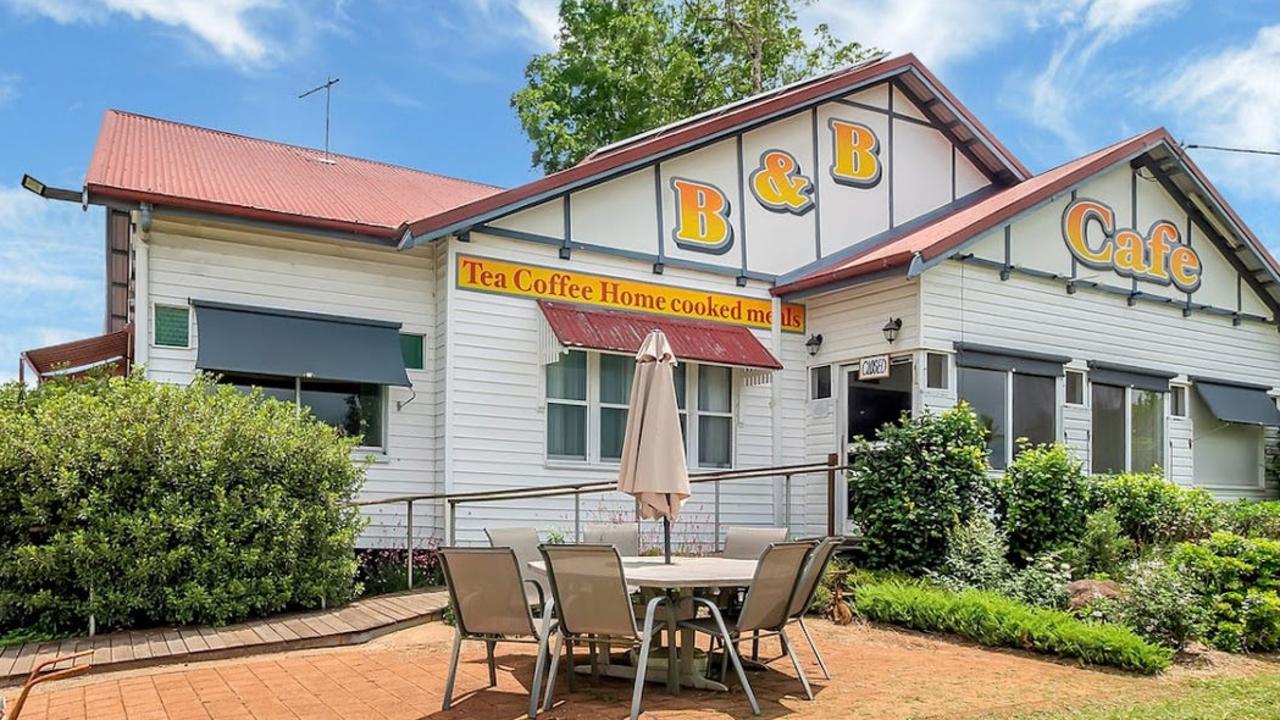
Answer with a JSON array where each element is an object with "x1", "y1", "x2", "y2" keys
[
  {"x1": 925, "y1": 352, "x2": 949, "y2": 390},
  {"x1": 958, "y1": 367, "x2": 1057, "y2": 470},
  {"x1": 1065, "y1": 370, "x2": 1086, "y2": 406},
  {"x1": 1170, "y1": 384, "x2": 1188, "y2": 418},
  {"x1": 1091, "y1": 383, "x2": 1165, "y2": 474},
  {"x1": 810, "y1": 365, "x2": 832, "y2": 400},
  {"x1": 544, "y1": 349, "x2": 734, "y2": 468},
  {"x1": 219, "y1": 373, "x2": 387, "y2": 451}
]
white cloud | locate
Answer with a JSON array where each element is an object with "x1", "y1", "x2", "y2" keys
[
  {"x1": 1, "y1": 0, "x2": 326, "y2": 69},
  {"x1": 1146, "y1": 24, "x2": 1280, "y2": 201},
  {"x1": 455, "y1": 0, "x2": 559, "y2": 51},
  {"x1": 0, "y1": 73, "x2": 19, "y2": 105}
]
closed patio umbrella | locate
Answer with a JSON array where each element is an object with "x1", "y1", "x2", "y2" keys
[{"x1": 617, "y1": 330, "x2": 690, "y2": 564}]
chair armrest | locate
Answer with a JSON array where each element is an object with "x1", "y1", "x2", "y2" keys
[{"x1": 523, "y1": 578, "x2": 546, "y2": 608}]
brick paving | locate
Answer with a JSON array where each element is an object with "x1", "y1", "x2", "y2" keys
[
  {"x1": 4, "y1": 618, "x2": 1255, "y2": 720},
  {"x1": 0, "y1": 588, "x2": 449, "y2": 686}
]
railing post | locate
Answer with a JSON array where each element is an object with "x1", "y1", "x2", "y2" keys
[
  {"x1": 574, "y1": 493, "x2": 581, "y2": 542},
  {"x1": 784, "y1": 473, "x2": 792, "y2": 534},
  {"x1": 714, "y1": 480, "x2": 721, "y2": 552},
  {"x1": 827, "y1": 452, "x2": 838, "y2": 537},
  {"x1": 447, "y1": 500, "x2": 457, "y2": 545},
  {"x1": 406, "y1": 499, "x2": 414, "y2": 589}
]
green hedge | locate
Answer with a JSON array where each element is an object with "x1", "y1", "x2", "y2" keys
[
  {"x1": 0, "y1": 372, "x2": 367, "y2": 634},
  {"x1": 1171, "y1": 532, "x2": 1280, "y2": 652},
  {"x1": 1086, "y1": 472, "x2": 1218, "y2": 547},
  {"x1": 854, "y1": 580, "x2": 1173, "y2": 673},
  {"x1": 996, "y1": 443, "x2": 1088, "y2": 565}
]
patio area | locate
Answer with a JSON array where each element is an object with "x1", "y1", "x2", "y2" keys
[{"x1": 7, "y1": 615, "x2": 1259, "y2": 720}]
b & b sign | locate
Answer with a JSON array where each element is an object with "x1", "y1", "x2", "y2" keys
[{"x1": 859, "y1": 354, "x2": 890, "y2": 380}]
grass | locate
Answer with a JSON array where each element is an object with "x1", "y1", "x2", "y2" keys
[
  {"x1": 854, "y1": 579, "x2": 1174, "y2": 674},
  {"x1": 0, "y1": 626, "x2": 62, "y2": 648},
  {"x1": 1024, "y1": 674, "x2": 1280, "y2": 719}
]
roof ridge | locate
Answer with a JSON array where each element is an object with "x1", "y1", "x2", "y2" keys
[{"x1": 103, "y1": 109, "x2": 503, "y2": 191}]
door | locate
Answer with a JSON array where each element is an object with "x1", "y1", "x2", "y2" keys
[{"x1": 838, "y1": 358, "x2": 914, "y2": 533}]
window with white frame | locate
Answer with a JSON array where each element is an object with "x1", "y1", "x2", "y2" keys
[
  {"x1": 958, "y1": 367, "x2": 1057, "y2": 470},
  {"x1": 545, "y1": 349, "x2": 733, "y2": 467},
  {"x1": 1091, "y1": 382, "x2": 1165, "y2": 474},
  {"x1": 219, "y1": 373, "x2": 386, "y2": 450}
]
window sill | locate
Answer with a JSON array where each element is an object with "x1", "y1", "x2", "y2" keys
[{"x1": 354, "y1": 449, "x2": 390, "y2": 464}]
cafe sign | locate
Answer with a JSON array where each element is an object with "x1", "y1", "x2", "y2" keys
[
  {"x1": 457, "y1": 254, "x2": 806, "y2": 332},
  {"x1": 1061, "y1": 198, "x2": 1203, "y2": 293}
]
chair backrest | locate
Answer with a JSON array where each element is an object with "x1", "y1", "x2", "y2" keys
[
  {"x1": 582, "y1": 524, "x2": 639, "y2": 557},
  {"x1": 539, "y1": 544, "x2": 638, "y2": 639},
  {"x1": 439, "y1": 547, "x2": 537, "y2": 638},
  {"x1": 736, "y1": 541, "x2": 815, "y2": 633},
  {"x1": 485, "y1": 527, "x2": 541, "y2": 579},
  {"x1": 788, "y1": 537, "x2": 843, "y2": 618},
  {"x1": 722, "y1": 526, "x2": 788, "y2": 559}
]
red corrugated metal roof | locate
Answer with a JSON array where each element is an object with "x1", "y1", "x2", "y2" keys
[
  {"x1": 538, "y1": 301, "x2": 783, "y2": 370},
  {"x1": 86, "y1": 110, "x2": 502, "y2": 238},
  {"x1": 22, "y1": 326, "x2": 132, "y2": 380},
  {"x1": 401, "y1": 53, "x2": 1029, "y2": 242},
  {"x1": 774, "y1": 128, "x2": 1173, "y2": 296}
]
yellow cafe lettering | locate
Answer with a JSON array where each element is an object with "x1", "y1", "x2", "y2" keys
[
  {"x1": 1061, "y1": 198, "x2": 1203, "y2": 293},
  {"x1": 457, "y1": 254, "x2": 806, "y2": 332},
  {"x1": 670, "y1": 118, "x2": 884, "y2": 254}
]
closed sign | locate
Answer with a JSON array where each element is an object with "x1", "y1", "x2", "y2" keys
[{"x1": 859, "y1": 354, "x2": 890, "y2": 380}]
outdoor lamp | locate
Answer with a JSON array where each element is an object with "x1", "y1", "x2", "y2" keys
[
  {"x1": 805, "y1": 333, "x2": 824, "y2": 356},
  {"x1": 882, "y1": 317, "x2": 902, "y2": 344}
]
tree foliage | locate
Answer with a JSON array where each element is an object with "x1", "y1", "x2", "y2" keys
[{"x1": 511, "y1": 0, "x2": 877, "y2": 172}]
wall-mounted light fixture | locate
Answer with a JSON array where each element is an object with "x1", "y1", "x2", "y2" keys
[
  {"x1": 805, "y1": 333, "x2": 824, "y2": 356},
  {"x1": 882, "y1": 317, "x2": 902, "y2": 344}
]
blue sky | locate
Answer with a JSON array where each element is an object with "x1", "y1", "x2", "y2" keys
[{"x1": 0, "y1": 0, "x2": 1277, "y2": 380}]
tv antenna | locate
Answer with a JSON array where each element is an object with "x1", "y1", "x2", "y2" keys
[{"x1": 298, "y1": 76, "x2": 340, "y2": 163}]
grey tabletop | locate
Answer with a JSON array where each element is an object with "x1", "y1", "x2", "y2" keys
[{"x1": 529, "y1": 556, "x2": 757, "y2": 588}]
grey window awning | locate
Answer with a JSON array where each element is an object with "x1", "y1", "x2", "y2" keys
[
  {"x1": 1087, "y1": 361, "x2": 1176, "y2": 393},
  {"x1": 1193, "y1": 378, "x2": 1280, "y2": 426},
  {"x1": 955, "y1": 343, "x2": 1070, "y2": 377},
  {"x1": 192, "y1": 300, "x2": 411, "y2": 387}
]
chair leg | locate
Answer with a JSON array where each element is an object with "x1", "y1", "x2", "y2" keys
[
  {"x1": 441, "y1": 628, "x2": 463, "y2": 711},
  {"x1": 529, "y1": 601, "x2": 556, "y2": 720},
  {"x1": 751, "y1": 630, "x2": 759, "y2": 661},
  {"x1": 565, "y1": 638, "x2": 576, "y2": 692},
  {"x1": 485, "y1": 639, "x2": 497, "y2": 687},
  {"x1": 780, "y1": 628, "x2": 814, "y2": 701},
  {"x1": 541, "y1": 632, "x2": 564, "y2": 712},
  {"x1": 631, "y1": 595, "x2": 665, "y2": 720},
  {"x1": 694, "y1": 599, "x2": 759, "y2": 716},
  {"x1": 797, "y1": 617, "x2": 830, "y2": 680}
]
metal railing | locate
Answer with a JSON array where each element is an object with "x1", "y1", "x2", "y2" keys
[{"x1": 351, "y1": 453, "x2": 846, "y2": 587}]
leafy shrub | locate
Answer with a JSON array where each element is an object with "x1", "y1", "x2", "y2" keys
[
  {"x1": 1060, "y1": 509, "x2": 1134, "y2": 579},
  {"x1": 996, "y1": 443, "x2": 1088, "y2": 565},
  {"x1": 1003, "y1": 551, "x2": 1072, "y2": 609},
  {"x1": 1087, "y1": 558, "x2": 1208, "y2": 651},
  {"x1": 1220, "y1": 500, "x2": 1280, "y2": 540},
  {"x1": 1087, "y1": 473, "x2": 1218, "y2": 547},
  {"x1": 0, "y1": 372, "x2": 367, "y2": 634},
  {"x1": 853, "y1": 579, "x2": 1173, "y2": 673},
  {"x1": 356, "y1": 544, "x2": 443, "y2": 597},
  {"x1": 1171, "y1": 532, "x2": 1280, "y2": 651},
  {"x1": 848, "y1": 405, "x2": 991, "y2": 574},
  {"x1": 930, "y1": 514, "x2": 1012, "y2": 593}
]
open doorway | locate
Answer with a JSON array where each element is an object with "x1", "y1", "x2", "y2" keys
[{"x1": 837, "y1": 357, "x2": 914, "y2": 533}]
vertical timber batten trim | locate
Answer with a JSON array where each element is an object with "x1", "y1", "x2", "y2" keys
[
  {"x1": 811, "y1": 107, "x2": 823, "y2": 260},
  {"x1": 561, "y1": 195, "x2": 572, "y2": 260},
  {"x1": 736, "y1": 134, "x2": 749, "y2": 283},
  {"x1": 653, "y1": 164, "x2": 665, "y2": 273},
  {"x1": 887, "y1": 84, "x2": 896, "y2": 228}
]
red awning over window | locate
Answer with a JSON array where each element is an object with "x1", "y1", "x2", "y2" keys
[{"x1": 538, "y1": 301, "x2": 783, "y2": 370}]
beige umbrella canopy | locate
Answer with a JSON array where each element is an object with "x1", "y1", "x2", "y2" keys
[{"x1": 617, "y1": 330, "x2": 690, "y2": 562}]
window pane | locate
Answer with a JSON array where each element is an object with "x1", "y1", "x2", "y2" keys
[
  {"x1": 155, "y1": 305, "x2": 189, "y2": 347},
  {"x1": 698, "y1": 365, "x2": 732, "y2": 413},
  {"x1": 220, "y1": 373, "x2": 295, "y2": 404},
  {"x1": 1092, "y1": 383, "x2": 1126, "y2": 473},
  {"x1": 301, "y1": 380, "x2": 383, "y2": 447},
  {"x1": 600, "y1": 407, "x2": 628, "y2": 461},
  {"x1": 958, "y1": 367, "x2": 1008, "y2": 469},
  {"x1": 810, "y1": 365, "x2": 832, "y2": 399},
  {"x1": 546, "y1": 350, "x2": 586, "y2": 401},
  {"x1": 1171, "y1": 386, "x2": 1187, "y2": 417},
  {"x1": 1131, "y1": 389, "x2": 1164, "y2": 472},
  {"x1": 698, "y1": 415, "x2": 732, "y2": 468},
  {"x1": 1065, "y1": 371, "x2": 1084, "y2": 405},
  {"x1": 926, "y1": 353, "x2": 948, "y2": 390},
  {"x1": 547, "y1": 403, "x2": 586, "y2": 459},
  {"x1": 1012, "y1": 373, "x2": 1055, "y2": 453},
  {"x1": 848, "y1": 362, "x2": 913, "y2": 442},
  {"x1": 673, "y1": 363, "x2": 687, "y2": 409},
  {"x1": 400, "y1": 334, "x2": 424, "y2": 370},
  {"x1": 600, "y1": 354, "x2": 635, "y2": 405}
]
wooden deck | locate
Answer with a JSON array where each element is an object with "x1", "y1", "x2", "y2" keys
[{"x1": 0, "y1": 587, "x2": 449, "y2": 686}]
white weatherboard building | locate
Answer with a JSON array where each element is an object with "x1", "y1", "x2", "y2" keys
[{"x1": 23, "y1": 54, "x2": 1280, "y2": 550}]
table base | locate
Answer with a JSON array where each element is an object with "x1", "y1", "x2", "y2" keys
[{"x1": 570, "y1": 662, "x2": 729, "y2": 692}]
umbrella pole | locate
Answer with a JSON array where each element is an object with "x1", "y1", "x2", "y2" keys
[{"x1": 663, "y1": 516, "x2": 672, "y2": 564}]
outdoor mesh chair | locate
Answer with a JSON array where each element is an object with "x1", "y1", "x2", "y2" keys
[
  {"x1": 485, "y1": 526, "x2": 546, "y2": 607},
  {"x1": 781, "y1": 537, "x2": 844, "y2": 680},
  {"x1": 581, "y1": 524, "x2": 639, "y2": 556},
  {"x1": 537, "y1": 544, "x2": 668, "y2": 720},
  {"x1": 721, "y1": 526, "x2": 788, "y2": 559},
  {"x1": 681, "y1": 540, "x2": 817, "y2": 709},
  {"x1": 438, "y1": 547, "x2": 557, "y2": 719}
]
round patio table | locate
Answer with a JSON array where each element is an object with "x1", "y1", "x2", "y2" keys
[{"x1": 529, "y1": 556, "x2": 757, "y2": 695}]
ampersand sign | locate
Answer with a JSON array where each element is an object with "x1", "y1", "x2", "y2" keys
[{"x1": 749, "y1": 150, "x2": 815, "y2": 215}]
